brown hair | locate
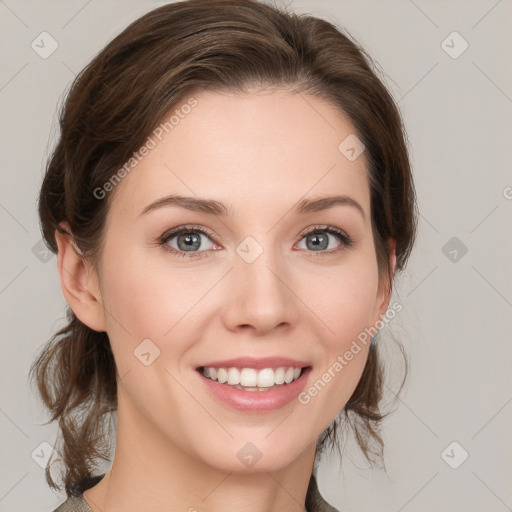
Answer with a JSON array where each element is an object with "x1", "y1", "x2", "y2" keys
[{"x1": 31, "y1": 0, "x2": 417, "y2": 497}]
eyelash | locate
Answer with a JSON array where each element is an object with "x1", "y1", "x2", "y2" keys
[{"x1": 157, "y1": 224, "x2": 354, "y2": 260}]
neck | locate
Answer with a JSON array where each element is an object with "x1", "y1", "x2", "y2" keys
[{"x1": 83, "y1": 392, "x2": 317, "y2": 512}]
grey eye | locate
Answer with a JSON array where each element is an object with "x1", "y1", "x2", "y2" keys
[
  {"x1": 297, "y1": 231, "x2": 342, "y2": 252},
  {"x1": 167, "y1": 231, "x2": 214, "y2": 252}
]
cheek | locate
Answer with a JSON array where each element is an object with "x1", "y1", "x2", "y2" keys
[
  {"x1": 98, "y1": 243, "x2": 208, "y2": 357},
  {"x1": 300, "y1": 255, "x2": 380, "y2": 411},
  {"x1": 306, "y1": 257, "x2": 381, "y2": 345}
]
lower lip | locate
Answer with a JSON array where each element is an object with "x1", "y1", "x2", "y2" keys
[{"x1": 197, "y1": 367, "x2": 312, "y2": 413}]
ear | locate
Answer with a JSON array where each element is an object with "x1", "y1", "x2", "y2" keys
[
  {"x1": 55, "y1": 222, "x2": 106, "y2": 332},
  {"x1": 372, "y1": 237, "x2": 397, "y2": 323}
]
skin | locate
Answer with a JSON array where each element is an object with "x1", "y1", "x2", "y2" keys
[{"x1": 56, "y1": 88, "x2": 396, "y2": 512}]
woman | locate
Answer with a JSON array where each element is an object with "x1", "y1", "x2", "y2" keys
[{"x1": 31, "y1": 1, "x2": 417, "y2": 511}]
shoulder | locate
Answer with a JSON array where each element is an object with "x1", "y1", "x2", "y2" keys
[
  {"x1": 51, "y1": 474, "x2": 104, "y2": 512},
  {"x1": 51, "y1": 495, "x2": 92, "y2": 512},
  {"x1": 306, "y1": 473, "x2": 340, "y2": 512}
]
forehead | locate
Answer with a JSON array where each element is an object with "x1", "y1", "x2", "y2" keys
[{"x1": 108, "y1": 88, "x2": 370, "y2": 220}]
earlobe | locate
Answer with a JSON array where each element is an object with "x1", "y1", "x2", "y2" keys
[
  {"x1": 55, "y1": 222, "x2": 106, "y2": 332},
  {"x1": 374, "y1": 237, "x2": 397, "y2": 320}
]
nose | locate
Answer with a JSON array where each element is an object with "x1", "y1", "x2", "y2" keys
[{"x1": 220, "y1": 246, "x2": 299, "y2": 336}]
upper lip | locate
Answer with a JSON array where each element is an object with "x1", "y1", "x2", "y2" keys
[{"x1": 196, "y1": 356, "x2": 311, "y2": 370}]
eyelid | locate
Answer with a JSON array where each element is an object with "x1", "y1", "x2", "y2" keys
[
  {"x1": 159, "y1": 224, "x2": 218, "y2": 244},
  {"x1": 295, "y1": 224, "x2": 350, "y2": 243},
  {"x1": 157, "y1": 225, "x2": 220, "y2": 260},
  {"x1": 293, "y1": 224, "x2": 353, "y2": 254},
  {"x1": 157, "y1": 223, "x2": 353, "y2": 258}
]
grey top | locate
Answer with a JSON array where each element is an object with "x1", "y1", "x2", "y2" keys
[{"x1": 52, "y1": 472, "x2": 339, "y2": 512}]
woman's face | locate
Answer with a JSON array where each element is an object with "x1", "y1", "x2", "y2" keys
[{"x1": 91, "y1": 88, "x2": 392, "y2": 472}]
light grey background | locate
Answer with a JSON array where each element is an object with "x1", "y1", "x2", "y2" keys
[{"x1": 1, "y1": 1, "x2": 511, "y2": 511}]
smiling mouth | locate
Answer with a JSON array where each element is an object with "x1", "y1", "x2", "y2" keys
[{"x1": 198, "y1": 365, "x2": 309, "y2": 392}]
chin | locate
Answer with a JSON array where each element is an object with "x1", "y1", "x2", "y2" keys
[{"x1": 197, "y1": 438, "x2": 306, "y2": 474}]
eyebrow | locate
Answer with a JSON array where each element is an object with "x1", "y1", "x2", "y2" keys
[{"x1": 139, "y1": 193, "x2": 365, "y2": 220}]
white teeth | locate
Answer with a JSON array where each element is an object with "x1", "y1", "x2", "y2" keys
[
  {"x1": 217, "y1": 368, "x2": 227, "y2": 384},
  {"x1": 256, "y1": 368, "x2": 274, "y2": 387},
  {"x1": 201, "y1": 366, "x2": 304, "y2": 389},
  {"x1": 240, "y1": 368, "x2": 257, "y2": 386},
  {"x1": 274, "y1": 367, "x2": 285, "y2": 385},
  {"x1": 284, "y1": 367, "x2": 294, "y2": 384},
  {"x1": 227, "y1": 367, "x2": 240, "y2": 385}
]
